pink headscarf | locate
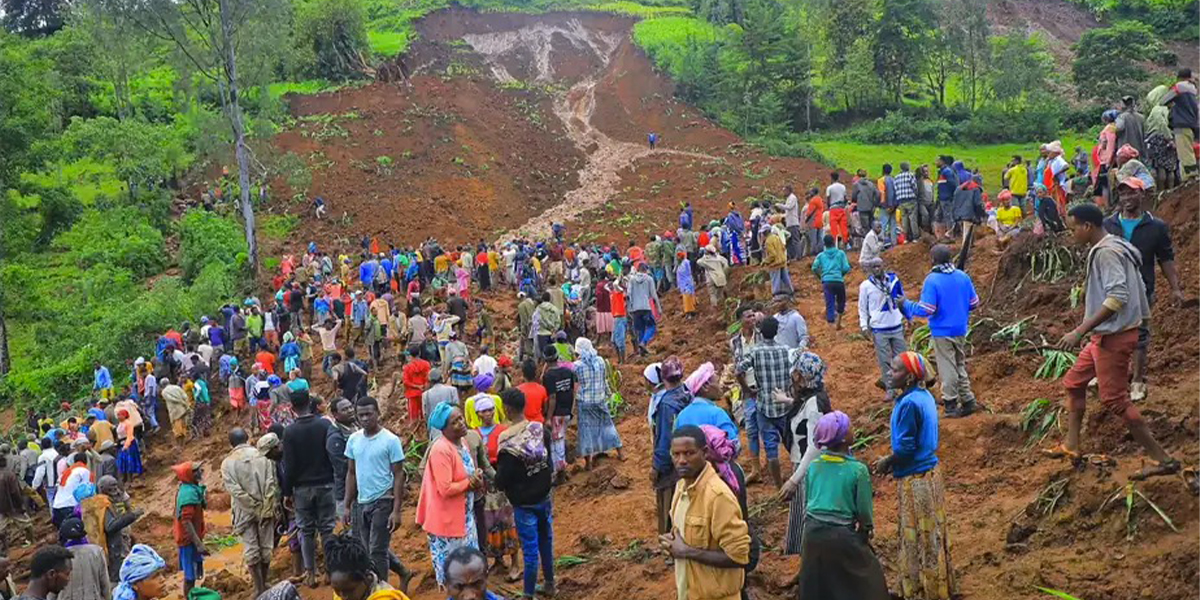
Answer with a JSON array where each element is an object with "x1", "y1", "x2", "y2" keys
[
  {"x1": 684, "y1": 362, "x2": 716, "y2": 396},
  {"x1": 1116, "y1": 144, "x2": 1140, "y2": 161},
  {"x1": 700, "y1": 425, "x2": 740, "y2": 494}
]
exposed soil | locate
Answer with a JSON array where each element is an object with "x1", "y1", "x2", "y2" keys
[{"x1": 110, "y1": 8, "x2": 1200, "y2": 600}]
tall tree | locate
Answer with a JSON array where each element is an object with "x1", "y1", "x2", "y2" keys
[
  {"x1": 944, "y1": 0, "x2": 990, "y2": 111},
  {"x1": 130, "y1": 0, "x2": 290, "y2": 274},
  {"x1": 815, "y1": 0, "x2": 877, "y2": 111},
  {"x1": 922, "y1": 27, "x2": 954, "y2": 107},
  {"x1": 1071, "y1": 21, "x2": 1161, "y2": 102},
  {"x1": 989, "y1": 30, "x2": 1053, "y2": 105},
  {"x1": 1, "y1": 0, "x2": 67, "y2": 36},
  {"x1": 873, "y1": 0, "x2": 936, "y2": 104}
]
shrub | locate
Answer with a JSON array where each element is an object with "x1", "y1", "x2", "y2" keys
[
  {"x1": 178, "y1": 210, "x2": 247, "y2": 282},
  {"x1": 52, "y1": 207, "x2": 165, "y2": 277}
]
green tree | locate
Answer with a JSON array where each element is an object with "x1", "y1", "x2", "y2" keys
[
  {"x1": 1, "y1": 0, "x2": 67, "y2": 36},
  {"x1": 59, "y1": 116, "x2": 192, "y2": 198},
  {"x1": 294, "y1": 0, "x2": 371, "y2": 80},
  {"x1": 0, "y1": 32, "x2": 59, "y2": 190},
  {"x1": 692, "y1": 0, "x2": 745, "y2": 26},
  {"x1": 922, "y1": 27, "x2": 954, "y2": 107},
  {"x1": 1071, "y1": 21, "x2": 1161, "y2": 101},
  {"x1": 815, "y1": 0, "x2": 877, "y2": 111},
  {"x1": 944, "y1": 0, "x2": 989, "y2": 111},
  {"x1": 989, "y1": 30, "x2": 1053, "y2": 105},
  {"x1": 873, "y1": 0, "x2": 935, "y2": 104}
]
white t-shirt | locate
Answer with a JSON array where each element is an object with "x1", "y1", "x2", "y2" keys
[
  {"x1": 826, "y1": 182, "x2": 848, "y2": 208},
  {"x1": 473, "y1": 355, "x2": 498, "y2": 377},
  {"x1": 54, "y1": 465, "x2": 91, "y2": 509}
]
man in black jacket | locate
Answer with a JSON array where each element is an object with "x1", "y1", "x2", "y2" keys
[
  {"x1": 282, "y1": 390, "x2": 336, "y2": 588},
  {"x1": 1102, "y1": 177, "x2": 1187, "y2": 402},
  {"x1": 494, "y1": 389, "x2": 555, "y2": 599}
]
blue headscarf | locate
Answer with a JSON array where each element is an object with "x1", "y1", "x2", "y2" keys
[
  {"x1": 114, "y1": 544, "x2": 166, "y2": 600},
  {"x1": 428, "y1": 401, "x2": 455, "y2": 431}
]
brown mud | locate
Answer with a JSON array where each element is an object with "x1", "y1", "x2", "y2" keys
[{"x1": 89, "y1": 8, "x2": 1200, "y2": 600}]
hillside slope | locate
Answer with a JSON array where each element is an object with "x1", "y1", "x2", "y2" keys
[{"x1": 116, "y1": 8, "x2": 1196, "y2": 600}]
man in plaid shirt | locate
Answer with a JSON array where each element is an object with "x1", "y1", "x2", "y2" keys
[
  {"x1": 893, "y1": 162, "x2": 920, "y2": 244},
  {"x1": 735, "y1": 316, "x2": 792, "y2": 488}
]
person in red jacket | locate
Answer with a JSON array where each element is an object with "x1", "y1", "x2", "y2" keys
[{"x1": 402, "y1": 345, "x2": 432, "y2": 422}]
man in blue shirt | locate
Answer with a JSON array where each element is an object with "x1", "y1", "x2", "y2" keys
[
  {"x1": 904, "y1": 245, "x2": 979, "y2": 418},
  {"x1": 344, "y1": 396, "x2": 412, "y2": 589},
  {"x1": 93, "y1": 362, "x2": 113, "y2": 401}
]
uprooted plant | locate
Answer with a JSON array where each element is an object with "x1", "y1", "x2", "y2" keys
[
  {"x1": 1029, "y1": 245, "x2": 1082, "y2": 283},
  {"x1": 1101, "y1": 481, "x2": 1180, "y2": 540},
  {"x1": 1035, "y1": 350, "x2": 1077, "y2": 380},
  {"x1": 1020, "y1": 398, "x2": 1061, "y2": 447}
]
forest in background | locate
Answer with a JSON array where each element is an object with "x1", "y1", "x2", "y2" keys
[{"x1": 0, "y1": 0, "x2": 1196, "y2": 406}]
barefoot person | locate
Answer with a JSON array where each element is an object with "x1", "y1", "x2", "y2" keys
[
  {"x1": 572, "y1": 338, "x2": 624, "y2": 470},
  {"x1": 1051, "y1": 204, "x2": 1180, "y2": 480}
]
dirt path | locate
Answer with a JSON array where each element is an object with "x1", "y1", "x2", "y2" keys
[{"x1": 460, "y1": 19, "x2": 722, "y2": 241}]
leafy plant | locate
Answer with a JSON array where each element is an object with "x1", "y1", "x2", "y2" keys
[
  {"x1": 909, "y1": 324, "x2": 934, "y2": 359},
  {"x1": 554, "y1": 555, "x2": 588, "y2": 568},
  {"x1": 1020, "y1": 398, "x2": 1060, "y2": 447},
  {"x1": 1033, "y1": 478, "x2": 1069, "y2": 517},
  {"x1": 1035, "y1": 587, "x2": 1083, "y2": 600},
  {"x1": 1069, "y1": 285, "x2": 1084, "y2": 309},
  {"x1": 1102, "y1": 482, "x2": 1179, "y2": 540},
  {"x1": 1035, "y1": 350, "x2": 1077, "y2": 380},
  {"x1": 1029, "y1": 245, "x2": 1079, "y2": 283}
]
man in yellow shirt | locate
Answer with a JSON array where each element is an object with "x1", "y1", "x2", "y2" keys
[
  {"x1": 1004, "y1": 155, "x2": 1029, "y2": 201},
  {"x1": 660, "y1": 426, "x2": 751, "y2": 600}
]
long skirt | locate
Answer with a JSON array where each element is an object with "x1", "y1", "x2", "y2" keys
[
  {"x1": 897, "y1": 467, "x2": 957, "y2": 600},
  {"x1": 1146, "y1": 132, "x2": 1177, "y2": 171},
  {"x1": 427, "y1": 501, "x2": 479, "y2": 587},
  {"x1": 192, "y1": 402, "x2": 213, "y2": 436},
  {"x1": 117, "y1": 440, "x2": 143, "y2": 475},
  {"x1": 576, "y1": 402, "x2": 621, "y2": 457},
  {"x1": 783, "y1": 479, "x2": 805, "y2": 555},
  {"x1": 797, "y1": 520, "x2": 890, "y2": 600},
  {"x1": 483, "y1": 488, "x2": 519, "y2": 559},
  {"x1": 550, "y1": 416, "x2": 569, "y2": 471},
  {"x1": 594, "y1": 311, "x2": 614, "y2": 335}
]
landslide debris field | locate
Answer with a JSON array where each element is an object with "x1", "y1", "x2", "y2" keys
[{"x1": 69, "y1": 9, "x2": 1195, "y2": 600}]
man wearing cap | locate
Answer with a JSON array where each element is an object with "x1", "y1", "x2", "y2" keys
[
  {"x1": 220, "y1": 428, "x2": 279, "y2": 597},
  {"x1": 1102, "y1": 176, "x2": 1187, "y2": 402},
  {"x1": 422, "y1": 369, "x2": 460, "y2": 440}
]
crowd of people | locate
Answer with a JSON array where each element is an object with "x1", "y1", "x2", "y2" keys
[{"x1": 0, "y1": 73, "x2": 1194, "y2": 600}]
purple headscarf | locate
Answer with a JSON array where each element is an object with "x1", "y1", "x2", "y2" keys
[
  {"x1": 700, "y1": 425, "x2": 740, "y2": 494},
  {"x1": 813, "y1": 411, "x2": 851, "y2": 449}
]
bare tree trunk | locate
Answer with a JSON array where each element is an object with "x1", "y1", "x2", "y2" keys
[
  {"x1": 218, "y1": 0, "x2": 258, "y2": 275},
  {"x1": 0, "y1": 290, "x2": 9, "y2": 376}
]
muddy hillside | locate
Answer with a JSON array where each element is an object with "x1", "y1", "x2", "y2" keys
[{"x1": 92, "y1": 8, "x2": 1196, "y2": 600}]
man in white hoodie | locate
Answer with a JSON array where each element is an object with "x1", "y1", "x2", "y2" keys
[{"x1": 858, "y1": 256, "x2": 908, "y2": 395}]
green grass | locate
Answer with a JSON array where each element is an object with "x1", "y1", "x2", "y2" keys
[
  {"x1": 259, "y1": 213, "x2": 299, "y2": 240},
  {"x1": 368, "y1": 30, "x2": 410, "y2": 57},
  {"x1": 810, "y1": 137, "x2": 1091, "y2": 195},
  {"x1": 20, "y1": 158, "x2": 126, "y2": 205},
  {"x1": 589, "y1": 2, "x2": 691, "y2": 17},
  {"x1": 632, "y1": 16, "x2": 722, "y2": 74}
]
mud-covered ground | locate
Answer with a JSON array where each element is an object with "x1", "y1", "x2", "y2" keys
[{"x1": 39, "y1": 8, "x2": 1195, "y2": 600}]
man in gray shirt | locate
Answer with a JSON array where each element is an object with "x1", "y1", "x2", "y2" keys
[
  {"x1": 421, "y1": 369, "x2": 459, "y2": 440},
  {"x1": 626, "y1": 263, "x2": 660, "y2": 356},
  {"x1": 779, "y1": 185, "x2": 802, "y2": 260},
  {"x1": 772, "y1": 295, "x2": 809, "y2": 350}
]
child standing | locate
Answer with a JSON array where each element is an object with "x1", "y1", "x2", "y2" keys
[{"x1": 171, "y1": 462, "x2": 207, "y2": 597}]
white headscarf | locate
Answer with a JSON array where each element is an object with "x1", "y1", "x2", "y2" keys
[{"x1": 574, "y1": 337, "x2": 598, "y2": 362}]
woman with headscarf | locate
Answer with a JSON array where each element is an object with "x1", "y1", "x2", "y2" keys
[
  {"x1": 464, "y1": 373, "x2": 506, "y2": 429},
  {"x1": 1144, "y1": 85, "x2": 1180, "y2": 189},
  {"x1": 416, "y1": 403, "x2": 483, "y2": 588},
  {"x1": 698, "y1": 423, "x2": 760, "y2": 600},
  {"x1": 1115, "y1": 144, "x2": 1156, "y2": 191},
  {"x1": 572, "y1": 338, "x2": 624, "y2": 470},
  {"x1": 795, "y1": 412, "x2": 889, "y2": 600},
  {"x1": 876, "y1": 352, "x2": 956, "y2": 600},
  {"x1": 780, "y1": 350, "x2": 833, "y2": 556},
  {"x1": 472, "y1": 396, "x2": 521, "y2": 583},
  {"x1": 676, "y1": 362, "x2": 738, "y2": 443},
  {"x1": 278, "y1": 332, "x2": 301, "y2": 374},
  {"x1": 444, "y1": 331, "x2": 473, "y2": 393},
  {"x1": 1041, "y1": 140, "x2": 1071, "y2": 213},
  {"x1": 650, "y1": 356, "x2": 692, "y2": 534},
  {"x1": 113, "y1": 544, "x2": 167, "y2": 600}
]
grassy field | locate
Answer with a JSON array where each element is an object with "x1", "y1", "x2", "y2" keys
[{"x1": 810, "y1": 138, "x2": 1091, "y2": 195}]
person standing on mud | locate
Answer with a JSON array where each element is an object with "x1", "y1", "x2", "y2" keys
[
  {"x1": 763, "y1": 218, "x2": 792, "y2": 297},
  {"x1": 1101, "y1": 177, "x2": 1186, "y2": 402},
  {"x1": 779, "y1": 185, "x2": 802, "y2": 260},
  {"x1": 626, "y1": 263, "x2": 659, "y2": 356},
  {"x1": 874, "y1": 352, "x2": 956, "y2": 600},
  {"x1": 858, "y1": 257, "x2": 908, "y2": 397},
  {"x1": 659, "y1": 426, "x2": 751, "y2": 600},
  {"x1": 220, "y1": 428, "x2": 279, "y2": 598},
  {"x1": 736, "y1": 317, "x2": 792, "y2": 488},
  {"x1": 1049, "y1": 204, "x2": 1180, "y2": 480},
  {"x1": 903, "y1": 245, "x2": 979, "y2": 418},
  {"x1": 282, "y1": 390, "x2": 338, "y2": 588}
]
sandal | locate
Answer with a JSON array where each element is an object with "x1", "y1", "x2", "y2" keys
[
  {"x1": 1130, "y1": 458, "x2": 1181, "y2": 481},
  {"x1": 1040, "y1": 445, "x2": 1080, "y2": 461}
]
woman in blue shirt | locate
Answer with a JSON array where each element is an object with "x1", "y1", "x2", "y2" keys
[{"x1": 876, "y1": 351, "x2": 957, "y2": 600}]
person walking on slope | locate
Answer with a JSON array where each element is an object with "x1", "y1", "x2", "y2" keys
[
  {"x1": 627, "y1": 263, "x2": 659, "y2": 356},
  {"x1": 1049, "y1": 204, "x2": 1180, "y2": 480},
  {"x1": 859, "y1": 256, "x2": 909, "y2": 397},
  {"x1": 875, "y1": 352, "x2": 957, "y2": 600},
  {"x1": 736, "y1": 317, "x2": 792, "y2": 489},
  {"x1": 894, "y1": 162, "x2": 920, "y2": 244},
  {"x1": 811, "y1": 235, "x2": 851, "y2": 329},
  {"x1": 903, "y1": 245, "x2": 979, "y2": 418},
  {"x1": 779, "y1": 186, "x2": 802, "y2": 261},
  {"x1": 675, "y1": 251, "x2": 697, "y2": 319},
  {"x1": 762, "y1": 219, "x2": 792, "y2": 297},
  {"x1": 696, "y1": 246, "x2": 730, "y2": 309}
]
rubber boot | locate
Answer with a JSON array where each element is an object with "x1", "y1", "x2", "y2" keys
[
  {"x1": 946, "y1": 398, "x2": 978, "y2": 419},
  {"x1": 250, "y1": 562, "x2": 267, "y2": 598},
  {"x1": 767, "y1": 459, "x2": 783, "y2": 489}
]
